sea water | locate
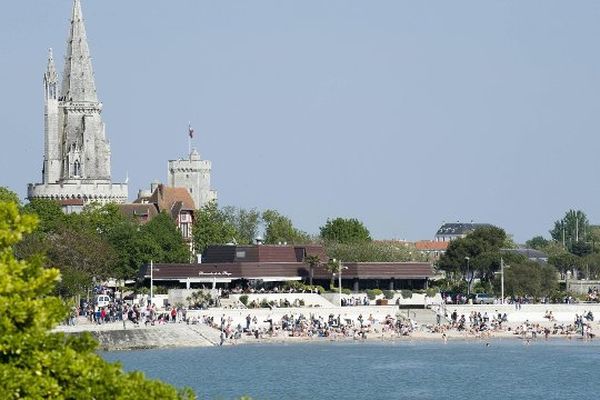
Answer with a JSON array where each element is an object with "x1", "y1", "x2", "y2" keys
[{"x1": 102, "y1": 340, "x2": 600, "y2": 400}]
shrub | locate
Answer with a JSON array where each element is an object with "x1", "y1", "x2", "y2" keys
[
  {"x1": 382, "y1": 290, "x2": 395, "y2": 300},
  {"x1": 341, "y1": 288, "x2": 352, "y2": 295},
  {"x1": 366, "y1": 288, "x2": 383, "y2": 300},
  {"x1": 239, "y1": 295, "x2": 249, "y2": 306},
  {"x1": 401, "y1": 290, "x2": 413, "y2": 299},
  {"x1": 425, "y1": 287, "x2": 439, "y2": 298}
]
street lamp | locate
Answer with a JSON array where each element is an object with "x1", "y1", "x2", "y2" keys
[
  {"x1": 464, "y1": 256, "x2": 471, "y2": 297},
  {"x1": 500, "y1": 257, "x2": 505, "y2": 304},
  {"x1": 149, "y1": 260, "x2": 159, "y2": 306},
  {"x1": 338, "y1": 261, "x2": 348, "y2": 307}
]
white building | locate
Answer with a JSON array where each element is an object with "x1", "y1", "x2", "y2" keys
[{"x1": 28, "y1": 0, "x2": 127, "y2": 209}]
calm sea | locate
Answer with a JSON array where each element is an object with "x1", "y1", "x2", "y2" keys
[{"x1": 102, "y1": 340, "x2": 600, "y2": 400}]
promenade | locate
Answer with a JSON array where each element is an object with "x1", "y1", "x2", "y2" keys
[{"x1": 55, "y1": 301, "x2": 600, "y2": 349}]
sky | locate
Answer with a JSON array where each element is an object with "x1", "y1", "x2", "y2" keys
[{"x1": 2, "y1": 0, "x2": 600, "y2": 243}]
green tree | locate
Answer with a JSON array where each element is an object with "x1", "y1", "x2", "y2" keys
[
  {"x1": 262, "y1": 209, "x2": 310, "y2": 245},
  {"x1": 548, "y1": 252, "x2": 580, "y2": 275},
  {"x1": 23, "y1": 198, "x2": 66, "y2": 233},
  {"x1": 325, "y1": 241, "x2": 421, "y2": 262},
  {"x1": 550, "y1": 209, "x2": 589, "y2": 248},
  {"x1": 501, "y1": 261, "x2": 558, "y2": 299},
  {"x1": 142, "y1": 212, "x2": 190, "y2": 263},
  {"x1": 222, "y1": 206, "x2": 261, "y2": 244},
  {"x1": 437, "y1": 226, "x2": 517, "y2": 288},
  {"x1": 0, "y1": 200, "x2": 195, "y2": 399},
  {"x1": 324, "y1": 258, "x2": 342, "y2": 289},
  {"x1": 45, "y1": 226, "x2": 118, "y2": 298},
  {"x1": 0, "y1": 186, "x2": 20, "y2": 206},
  {"x1": 319, "y1": 217, "x2": 371, "y2": 244},
  {"x1": 582, "y1": 253, "x2": 600, "y2": 280},
  {"x1": 304, "y1": 254, "x2": 321, "y2": 286},
  {"x1": 525, "y1": 236, "x2": 549, "y2": 250},
  {"x1": 193, "y1": 201, "x2": 238, "y2": 253}
]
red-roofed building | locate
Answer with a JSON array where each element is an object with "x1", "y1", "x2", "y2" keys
[
  {"x1": 415, "y1": 240, "x2": 449, "y2": 259},
  {"x1": 121, "y1": 183, "x2": 196, "y2": 251}
]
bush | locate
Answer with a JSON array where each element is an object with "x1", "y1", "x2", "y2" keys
[
  {"x1": 239, "y1": 295, "x2": 249, "y2": 306},
  {"x1": 425, "y1": 287, "x2": 439, "y2": 298},
  {"x1": 400, "y1": 290, "x2": 413, "y2": 299},
  {"x1": 259, "y1": 299, "x2": 270, "y2": 308},
  {"x1": 366, "y1": 288, "x2": 383, "y2": 300},
  {"x1": 382, "y1": 290, "x2": 395, "y2": 300},
  {"x1": 341, "y1": 288, "x2": 352, "y2": 295}
]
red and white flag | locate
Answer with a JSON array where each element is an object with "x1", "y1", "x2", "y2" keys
[{"x1": 188, "y1": 122, "x2": 194, "y2": 139}]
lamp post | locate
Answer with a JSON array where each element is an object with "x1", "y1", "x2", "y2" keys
[
  {"x1": 149, "y1": 260, "x2": 159, "y2": 306},
  {"x1": 500, "y1": 257, "x2": 505, "y2": 304},
  {"x1": 464, "y1": 256, "x2": 471, "y2": 297},
  {"x1": 338, "y1": 261, "x2": 348, "y2": 307}
]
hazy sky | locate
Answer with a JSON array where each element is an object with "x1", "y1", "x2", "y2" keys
[{"x1": 2, "y1": 0, "x2": 600, "y2": 243}]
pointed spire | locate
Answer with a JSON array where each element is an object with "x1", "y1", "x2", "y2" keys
[
  {"x1": 44, "y1": 48, "x2": 58, "y2": 84},
  {"x1": 61, "y1": 0, "x2": 98, "y2": 102},
  {"x1": 44, "y1": 48, "x2": 58, "y2": 100}
]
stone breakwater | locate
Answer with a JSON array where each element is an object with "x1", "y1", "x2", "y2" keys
[{"x1": 56, "y1": 321, "x2": 221, "y2": 351}]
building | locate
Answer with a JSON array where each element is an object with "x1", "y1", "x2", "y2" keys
[
  {"x1": 434, "y1": 222, "x2": 491, "y2": 242},
  {"x1": 168, "y1": 148, "x2": 217, "y2": 210},
  {"x1": 27, "y1": 0, "x2": 127, "y2": 210},
  {"x1": 130, "y1": 183, "x2": 195, "y2": 249},
  {"x1": 415, "y1": 240, "x2": 449, "y2": 259},
  {"x1": 140, "y1": 244, "x2": 434, "y2": 291}
]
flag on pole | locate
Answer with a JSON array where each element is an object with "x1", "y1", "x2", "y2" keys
[{"x1": 188, "y1": 122, "x2": 194, "y2": 139}]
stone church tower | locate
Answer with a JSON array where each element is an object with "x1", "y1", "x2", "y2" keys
[{"x1": 28, "y1": 0, "x2": 127, "y2": 208}]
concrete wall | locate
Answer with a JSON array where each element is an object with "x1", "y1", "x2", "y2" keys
[
  {"x1": 230, "y1": 293, "x2": 336, "y2": 308},
  {"x1": 439, "y1": 304, "x2": 600, "y2": 324}
]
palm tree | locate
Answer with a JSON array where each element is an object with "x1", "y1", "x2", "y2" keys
[
  {"x1": 304, "y1": 254, "x2": 321, "y2": 287},
  {"x1": 324, "y1": 258, "x2": 341, "y2": 290}
]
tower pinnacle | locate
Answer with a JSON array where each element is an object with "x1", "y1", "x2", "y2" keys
[
  {"x1": 44, "y1": 48, "x2": 58, "y2": 99},
  {"x1": 61, "y1": 0, "x2": 98, "y2": 102}
]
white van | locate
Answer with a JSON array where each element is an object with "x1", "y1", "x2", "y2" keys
[{"x1": 95, "y1": 294, "x2": 111, "y2": 310}]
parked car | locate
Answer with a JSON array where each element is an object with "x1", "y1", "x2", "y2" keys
[
  {"x1": 472, "y1": 293, "x2": 496, "y2": 304},
  {"x1": 94, "y1": 294, "x2": 111, "y2": 310}
]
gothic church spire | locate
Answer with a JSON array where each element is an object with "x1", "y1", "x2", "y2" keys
[
  {"x1": 44, "y1": 48, "x2": 58, "y2": 99},
  {"x1": 61, "y1": 0, "x2": 98, "y2": 102}
]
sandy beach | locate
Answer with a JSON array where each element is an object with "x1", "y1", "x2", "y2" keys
[{"x1": 55, "y1": 303, "x2": 600, "y2": 350}]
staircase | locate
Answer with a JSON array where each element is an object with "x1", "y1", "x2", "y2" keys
[{"x1": 400, "y1": 308, "x2": 440, "y2": 326}]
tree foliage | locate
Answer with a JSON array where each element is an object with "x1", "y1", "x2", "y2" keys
[
  {"x1": 319, "y1": 217, "x2": 371, "y2": 244},
  {"x1": 222, "y1": 206, "x2": 261, "y2": 245},
  {"x1": 0, "y1": 201, "x2": 195, "y2": 399},
  {"x1": 325, "y1": 241, "x2": 422, "y2": 262},
  {"x1": 193, "y1": 201, "x2": 238, "y2": 253},
  {"x1": 0, "y1": 187, "x2": 20, "y2": 207},
  {"x1": 525, "y1": 236, "x2": 549, "y2": 250},
  {"x1": 437, "y1": 226, "x2": 517, "y2": 283},
  {"x1": 262, "y1": 209, "x2": 310, "y2": 245},
  {"x1": 550, "y1": 209, "x2": 589, "y2": 248},
  {"x1": 500, "y1": 261, "x2": 558, "y2": 298},
  {"x1": 142, "y1": 212, "x2": 190, "y2": 263}
]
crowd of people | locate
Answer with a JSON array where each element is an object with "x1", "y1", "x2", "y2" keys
[{"x1": 202, "y1": 312, "x2": 421, "y2": 344}]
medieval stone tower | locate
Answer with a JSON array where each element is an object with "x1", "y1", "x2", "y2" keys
[
  {"x1": 168, "y1": 149, "x2": 217, "y2": 209},
  {"x1": 28, "y1": 0, "x2": 127, "y2": 207}
]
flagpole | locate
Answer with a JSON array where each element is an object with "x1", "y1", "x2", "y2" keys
[{"x1": 188, "y1": 121, "x2": 192, "y2": 156}]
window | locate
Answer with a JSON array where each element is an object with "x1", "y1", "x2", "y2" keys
[{"x1": 180, "y1": 223, "x2": 190, "y2": 239}]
